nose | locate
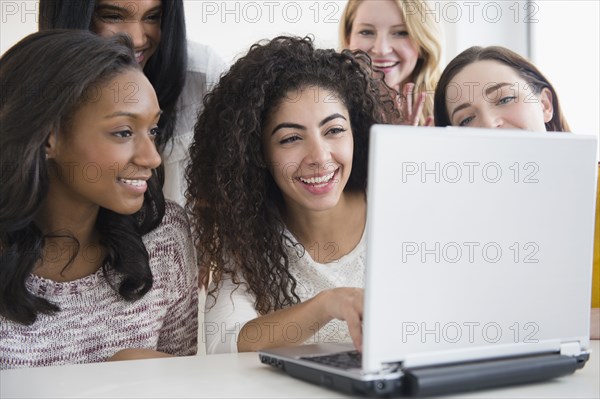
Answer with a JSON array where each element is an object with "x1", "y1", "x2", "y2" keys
[
  {"x1": 122, "y1": 22, "x2": 148, "y2": 50},
  {"x1": 306, "y1": 136, "x2": 330, "y2": 168},
  {"x1": 479, "y1": 112, "x2": 504, "y2": 129},
  {"x1": 133, "y1": 134, "x2": 162, "y2": 171},
  {"x1": 372, "y1": 34, "x2": 391, "y2": 56}
]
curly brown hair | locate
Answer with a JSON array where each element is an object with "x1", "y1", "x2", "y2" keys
[{"x1": 187, "y1": 36, "x2": 392, "y2": 315}]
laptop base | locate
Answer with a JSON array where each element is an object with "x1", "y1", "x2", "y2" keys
[{"x1": 259, "y1": 352, "x2": 589, "y2": 397}]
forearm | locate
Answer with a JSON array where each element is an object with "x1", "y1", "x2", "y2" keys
[
  {"x1": 107, "y1": 349, "x2": 174, "y2": 362},
  {"x1": 237, "y1": 291, "x2": 333, "y2": 352}
]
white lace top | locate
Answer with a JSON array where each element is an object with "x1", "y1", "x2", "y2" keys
[
  {"x1": 162, "y1": 41, "x2": 227, "y2": 207},
  {"x1": 203, "y1": 229, "x2": 366, "y2": 354}
]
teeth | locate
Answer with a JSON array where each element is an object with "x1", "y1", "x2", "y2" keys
[
  {"x1": 374, "y1": 61, "x2": 398, "y2": 68},
  {"x1": 299, "y1": 171, "x2": 335, "y2": 185},
  {"x1": 120, "y1": 178, "x2": 145, "y2": 186}
]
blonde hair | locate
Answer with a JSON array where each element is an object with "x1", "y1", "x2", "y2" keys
[{"x1": 339, "y1": 0, "x2": 442, "y2": 123}]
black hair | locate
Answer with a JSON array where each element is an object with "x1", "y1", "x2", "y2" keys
[
  {"x1": 38, "y1": 0, "x2": 188, "y2": 150},
  {"x1": 0, "y1": 30, "x2": 166, "y2": 325}
]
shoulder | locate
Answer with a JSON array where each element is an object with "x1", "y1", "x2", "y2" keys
[
  {"x1": 162, "y1": 200, "x2": 190, "y2": 229},
  {"x1": 186, "y1": 40, "x2": 228, "y2": 79},
  {"x1": 144, "y1": 200, "x2": 198, "y2": 286},
  {"x1": 143, "y1": 201, "x2": 192, "y2": 249}
]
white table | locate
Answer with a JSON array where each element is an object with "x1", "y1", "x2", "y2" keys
[{"x1": 2, "y1": 341, "x2": 599, "y2": 398}]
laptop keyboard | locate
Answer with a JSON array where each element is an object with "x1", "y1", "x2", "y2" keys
[{"x1": 301, "y1": 350, "x2": 362, "y2": 370}]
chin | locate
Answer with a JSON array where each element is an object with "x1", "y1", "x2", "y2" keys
[
  {"x1": 113, "y1": 202, "x2": 145, "y2": 216},
  {"x1": 306, "y1": 198, "x2": 343, "y2": 213}
]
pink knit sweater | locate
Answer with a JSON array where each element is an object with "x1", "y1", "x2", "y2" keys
[{"x1": 0, "y1": 201, "x2": 198, "y2": 369}]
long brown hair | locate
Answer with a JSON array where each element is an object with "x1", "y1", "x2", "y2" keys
[
  {"x1": 434, "y1": 46, "x2": 570, "y2": 132},
  {"x1": 38, "y1": 0, "x2": 187, "y2": 151}
]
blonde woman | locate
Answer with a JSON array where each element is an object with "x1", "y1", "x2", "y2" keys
[{"x1": 340, "y1": 0, "x2": 442, "y2": 125}]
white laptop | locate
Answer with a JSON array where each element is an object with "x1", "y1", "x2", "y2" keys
[{"x1": 259, "y1": 126, "x2": 598, "y2": 396}]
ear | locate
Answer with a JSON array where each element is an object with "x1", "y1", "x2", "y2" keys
[
  {"x1": 45, "y1": 131, "x2": 58, "y2": 159},
  {"x1": 539, "y1": 87, "x2": 554, "y2": 123}
]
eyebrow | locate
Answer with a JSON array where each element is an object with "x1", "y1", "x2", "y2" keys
[
  {"x1": 450, "y1": 103, "x2": 470, "y2": 121},
  {"x1": 450, "y1": 83, "x2": 512, "y2": 121},
  {"x1": 94, "y1": 4, "x2": 131, "y2": 14},
  {"x1": 271, "y1": 113, "x2": 347, "y2": 135},
  {"x1": 484, "y1": 82, "x2": 511, "y2": 96},
  {"x1": 94, "y1": 3, "x2": 161, "y2": 15},
  {"x1": 355, "y1": 22, "x2": 407, "y2": 29},
  {"x1": 104, "y1": 110, "x2": 163, "y2": 119}
]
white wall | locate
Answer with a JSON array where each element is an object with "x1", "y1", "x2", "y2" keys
[
  {"x1": 0, "y1": 0, "x2": 598, "y2": 136},
  {"x1": 0, "y1": 0, "x2": 38, "y2": 54},
  {"x1": 530, "y1": 0, "x2": 599, "y2": 136},
  {"x1": 184, "y1": 1, "x2": 531, "y2": 66},
  {"x1": 184, "y1": 0, "x2": 345, "y2": 64}
]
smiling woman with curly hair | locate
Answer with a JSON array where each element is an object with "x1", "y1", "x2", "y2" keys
[{"x1": 187, "y1": 36, "x2": 394, "y2": 354}]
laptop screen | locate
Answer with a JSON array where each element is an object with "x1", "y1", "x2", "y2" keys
[{"x1": 362, "y1": 126, "x2": 598, "y2": 371}]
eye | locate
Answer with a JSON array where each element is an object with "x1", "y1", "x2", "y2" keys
[
  {"x1": 95, "y1": 13, "x2": 124, "y2": 22},
  {"x1": 280, "y1": 135, "x2": 301, "y2": 145},
  {"x1": 458, "y1": 116, "x2": 474, "y2": 127},
  {"x1": 358, "y1": 29, "x2": 375, "y2": 36},
  {"x1": 149, "y1": 127, "x2": 161, "y2": 138},
  {"x1": 145, "y1": 12, "x2": 162, "y2": 23},
  {"x1": 326, "y1": 127, "x2": 347, "y2": 136},
  {"x1": 113, "y1": 129, "x2": 133, "y2": 138},
  {"x1": 498, "y1": 96, "x2": 516, "y2": 105},
  {"x1": 392, "y1": 30, "x2": 409, "y2": 37}
]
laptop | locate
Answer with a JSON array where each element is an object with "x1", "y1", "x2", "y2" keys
[{"x1": 259, "y1": 126, "x2": 599, "y2": 396}]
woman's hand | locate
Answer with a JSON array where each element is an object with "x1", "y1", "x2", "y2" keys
[
  {"x1": 396, "y1": 83, "x2": 433, "y2": 126},
  {"x1": 107, "y1": 348, "x2": 174, "y2": 362},
  {"x1": 237, "y1": 287, "x2": 364, "y2": 352},
  {"x1": 321, "y1": 287, "x2": 364, "y2": 351}
]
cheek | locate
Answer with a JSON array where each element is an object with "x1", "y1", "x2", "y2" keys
[
  {"x1": 348, "y1": 35, "x2": 369, "y2": 51},
  {"x1": 150, "y1": 26, "x2": 161, "y2": 44},
  {"x1": 339, "y1": 139, "x2": 355, "y2": 168},
  {"x1": 524, "y1": 102, "x2": 548, "y2": 125},
  {"x1": 270, "y1": 161, "x2": 297, "y2": 191},
  {"x1": 395, "y1": 40, "x2": 419, "y2": 59},
  {"x1": 91, "y1": 22, "x2": 116, "y2": 37}
]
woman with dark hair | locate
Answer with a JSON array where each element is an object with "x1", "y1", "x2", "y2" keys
[
  {"x1": 188, "y1": 36, "x2": 394, "y2": 354},
  {"x1": 434, "y1": 45, "x2": 599, "y2": 340},
  {"x1": 433, "y1": 45, "x2": 568, "y2": 132},
  {"x1": 0, "y1": 30, "x2": 198, "y2": 369},
  {"x1": 39, "y1": 0, "x2": 227, "y2": 206}
]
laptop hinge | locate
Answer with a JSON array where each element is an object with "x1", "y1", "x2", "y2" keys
[{"x1": 559, "y1": 341, "x2": 582, "y2": 356}]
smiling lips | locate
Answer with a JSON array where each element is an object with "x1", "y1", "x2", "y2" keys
[
  {"x1": 134, "y1": 50, "x2": 146, "y2": 64},
  {"x1": 118, "y1": 177, "x2": 149, "y2": 194},
  {"x1": 372, "y1": 60, "x2": 400, "y2": 71},
  {"x1": 119, "y1": 178, "x2": 147, "y2": 187},
  {"x1": 297, "y1": 169, "x2": 337, "y2": 189}
]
